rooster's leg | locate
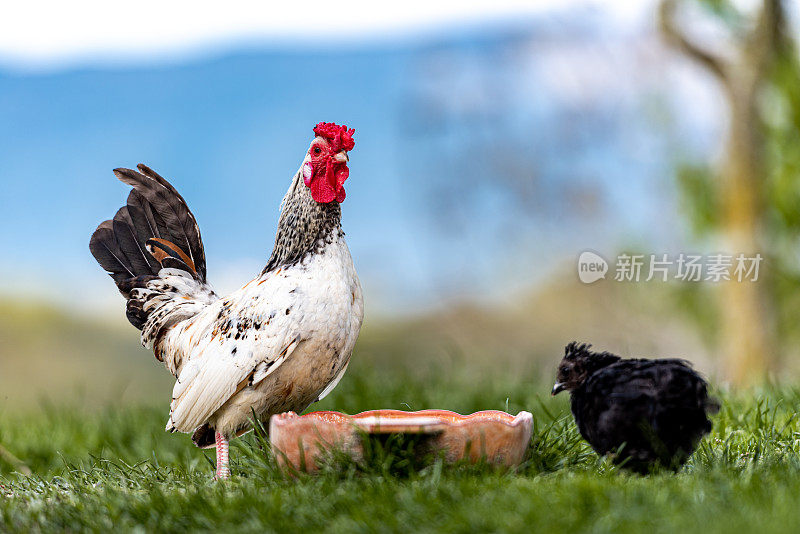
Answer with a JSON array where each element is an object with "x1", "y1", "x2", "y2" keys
[{"x1": 214, "y1": 431, "x2": 231, "y2": 480}]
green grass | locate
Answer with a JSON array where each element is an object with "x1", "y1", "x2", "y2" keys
[{"x1": 2, "y1": 359, "x2": 800, "y2": 533}]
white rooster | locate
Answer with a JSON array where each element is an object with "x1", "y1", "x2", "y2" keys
[{"x1": 90, "y1": 122, "x2": 364, "y2": 479}]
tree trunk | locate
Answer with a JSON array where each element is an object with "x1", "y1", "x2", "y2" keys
[
  {"x1": 660, "y1": 0, "x2": 782, "y2": 386},
  {"x1": 720, "y1": 85, "x2": 774, "y2": 385}
]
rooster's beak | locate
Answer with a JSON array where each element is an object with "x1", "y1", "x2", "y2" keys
[
  {"x1": 334, "y1": 151, "x2": 349, "y2": 163},
  {"x1": 551, "y1": 382, "x2": 566, "y2": 396}
]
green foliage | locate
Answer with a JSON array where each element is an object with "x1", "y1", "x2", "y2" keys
[
  {"x1": 3, "y1": 358, "x2": 800, "y2": 533},
  {"x1": 765, "y1": 30, "x2": 800, "y2": 235},
  {"x1": 676, "y1": 163, "x2": 719, "y2": 235},
  {"x1": 673, "y1": 0, "x2": 800, "y2": 348},
  {"x1": 678, "y1": 1, "x2": 800, "y2": 239}
]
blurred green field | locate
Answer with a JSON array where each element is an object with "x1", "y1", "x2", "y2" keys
[{"x1": 0, "y1": 274, "x2": 724, "y2": 411}]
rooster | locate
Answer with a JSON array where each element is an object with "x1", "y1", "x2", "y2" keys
[{"x1": 89, "y1": 122, "x2": 364, "y2": 479}]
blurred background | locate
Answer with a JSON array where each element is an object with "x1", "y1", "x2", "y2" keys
[{"x1": 1, "y1": 0, "x2": 799, "y2": 410}]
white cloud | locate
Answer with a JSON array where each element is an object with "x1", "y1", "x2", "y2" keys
[{"x1": 1, "y1": 0, "x2": 650, "y2": 69}]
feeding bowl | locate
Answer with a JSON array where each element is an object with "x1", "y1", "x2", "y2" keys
[{"x1": 269, "y1": 409, "x2": 533, "y2": 472}]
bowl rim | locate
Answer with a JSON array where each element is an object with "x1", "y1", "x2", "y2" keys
[{"x1": 270, "y1": 409, "x2": 533, "y2": 431}]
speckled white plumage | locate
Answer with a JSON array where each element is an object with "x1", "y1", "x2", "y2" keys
[{"x1": 157, "y1": 232, "x2": 363, "y2": 437}]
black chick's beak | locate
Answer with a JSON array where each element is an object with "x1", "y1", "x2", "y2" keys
[{"x1": 551, "y1": 382, "x2": 566, "y2": 396}]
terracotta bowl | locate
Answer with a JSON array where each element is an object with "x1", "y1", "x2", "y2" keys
[{"x1": 269, "y1": 409, "x2": 533, "y2": 472}]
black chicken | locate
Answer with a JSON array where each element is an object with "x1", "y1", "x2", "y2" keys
[{"x1": 552, "y1": 342, "x2": 718, "y2": 472}]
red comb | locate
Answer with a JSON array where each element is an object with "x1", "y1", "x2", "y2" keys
[{"x1": 313, "y1": 122, "x2": 355, "y2": 152}]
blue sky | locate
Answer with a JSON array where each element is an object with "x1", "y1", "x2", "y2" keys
[
  {"x1": 0, "y1": 2, "x2": 725, "y2": 315},
  {"x1": 0, "y1": 48, "x2": 409, "y2": 306}
]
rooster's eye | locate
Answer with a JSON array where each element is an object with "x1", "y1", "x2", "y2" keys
[{"x1": 313, "y1": 146, "x2": 321, "y2": 155}]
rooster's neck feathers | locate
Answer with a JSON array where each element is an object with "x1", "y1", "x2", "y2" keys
[{"x1": 262, "y1": 170, "x2": 342, "y2": 274}]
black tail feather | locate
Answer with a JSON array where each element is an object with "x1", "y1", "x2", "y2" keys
[
  {"x1": 89, "y1": 220, "x2": 135, "y2": 286},
  {"x1": 112, "y1": 207, "x2": 158, "y2": 275},
  {"x1": 114, "y1": 166, "x2": 206, "y2": 281},
  {"x1": 127, "y1": 189, "x2": 164, "y2": 246},
  {"x1": 114, "y1": 169, "x2": 190, "y2": 256},
  {"x1": 90, "y1": 164, "x2": 208, "y2": 328}
]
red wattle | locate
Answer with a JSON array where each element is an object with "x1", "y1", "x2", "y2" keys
[
  {"x1": 309, "y1": 168, "x2": 335, "y2": 203},
  {"x1": 334, "y1": 166, "x2": 348, "y2": 202}
]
